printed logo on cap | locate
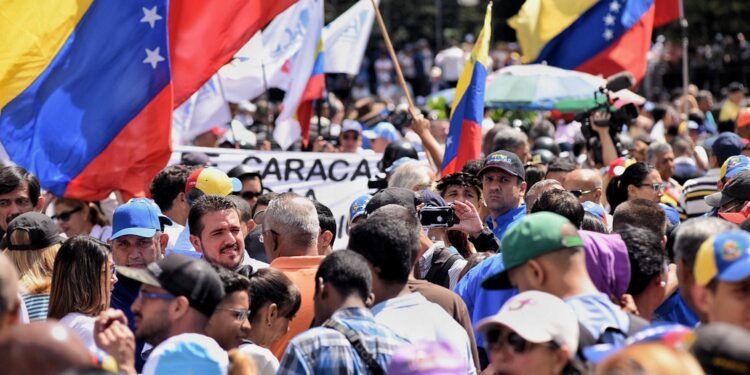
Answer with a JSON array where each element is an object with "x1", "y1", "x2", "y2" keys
[
  {"x1": 487, "y1": 153, "x2": 514, "y2": 165},
  {"x1": 507, "y1": 298, "x2": 535, "y2": 311},
  {"x1": 721, "y1": 240, "x2": 742, "y2": 262}
]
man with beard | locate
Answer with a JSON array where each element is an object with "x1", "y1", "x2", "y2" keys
[
  {"x1": 188, "y1": 195, "x2": 266, "y2": 275},
  {"x1": 0, "y1": 166, "x2": 45, "y2": 239},
  {"x1": 118, "y1": 254, "x2": 228, "y2": 373}
]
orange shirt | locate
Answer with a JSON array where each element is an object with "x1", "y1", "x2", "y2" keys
[{"x1": 269, "y1": 255, "x2": 325, "y2": 359}]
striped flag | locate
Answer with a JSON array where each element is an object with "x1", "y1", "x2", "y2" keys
[{"x1": 441, "y1": 2, "x2": 492, "y2": 175}]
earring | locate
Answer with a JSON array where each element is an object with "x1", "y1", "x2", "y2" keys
[{"x1": 659, "y1": 281, "x2": 667, "y2": 287}]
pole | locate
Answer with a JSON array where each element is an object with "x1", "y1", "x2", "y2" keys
[
  {"x1": 680, "y1": 0, "x2": 689, "y2": 120},
  {"x1": 436, "y1": 0, "x2": 443, "y2": 50},
  {"x1": 369, "y1": 0, "x2": 418, "y2": 116}
]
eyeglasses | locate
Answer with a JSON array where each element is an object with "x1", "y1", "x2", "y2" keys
[
  {"x1": 635, "y1": 182, "x2": 665, "y2": 192},
  {"x1": 485, "y1": 328, "x2": 558, "y2": 354},
  {"x1": 259, "y1": 229, "x2": 278, "y2": 244},
  {"x1": 51, "y1": 206, "x2": 83, "y2": 222},
  {"x1": 568, "y1": 188, "x2": 599, "y2": 198},
  {"x1": 137, "y1": 291, "x2": 176, "y2": 301},
  {"x1": 216, "y1": 307, "x2": 252, "y2": 322}
]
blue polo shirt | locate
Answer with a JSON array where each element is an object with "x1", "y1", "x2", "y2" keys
[
  {"x1": 486, "y1": 204, "x2": 526, "y2": 240},
  {"x1": 453, "y1": 254, "x2": 517, "y2": 349},
  {"x1": 653, "y1": 290, "x2": 700, "y2": 327}
]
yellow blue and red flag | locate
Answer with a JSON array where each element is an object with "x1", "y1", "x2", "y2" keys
[
  {"x1": 296, "y1": 39, "x2": 327, "y2": 148},
  {"x1": 509, "y1": 0, "x2": 680, "y2": 82},
  {"x1": 0, "y1": 0, "x2": 295, "y2": 201},
  {"x1": 441, "y1": 2, "x2": 492, "y2": 175}
]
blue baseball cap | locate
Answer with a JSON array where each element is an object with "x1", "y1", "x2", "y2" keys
[
  {"x1": 112, "y1": 198, "x2": 172, "y2": 240},
  {"x1": 720, "y1": 155, "x2": 750, "y2": 181},
  {"x1": 362, "y1": 122, "x2": 400, "y2": 142},
  {"x1": 583, "y1": 323, "x2": 693, "y2": 364},
  {"x1": 695, "y1": 230, "x2": 750, "y2": 286},
  {"x1": 349, "y1": 194, "x2": 372, "y2": 223}
]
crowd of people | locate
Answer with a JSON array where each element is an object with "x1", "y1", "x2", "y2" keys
[{"x1": 4, "y1": 22, "x2": 750, "y2": 375}]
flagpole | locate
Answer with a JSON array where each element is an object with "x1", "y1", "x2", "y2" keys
[
  {"x1": 369, "y1": 0, "x2": 417, "y2": 116},
  {"x1": 680, "y1": 0, "x2": 689, "y2": 120}
]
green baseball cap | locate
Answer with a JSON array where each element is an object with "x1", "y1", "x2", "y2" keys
[{"x1": 482, "y1": 212, "x2": 584, "y2": 290}]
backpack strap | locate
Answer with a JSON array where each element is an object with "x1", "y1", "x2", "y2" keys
[
  {"x1": 322, "y1": 319, "x2": 385, "y2": 375},
  {"x1": 425, "y1": 251, "x2": 463, "y2": 288}
]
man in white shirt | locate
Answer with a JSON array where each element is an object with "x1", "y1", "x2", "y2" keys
[
  {"x1": 348, "y1": 205, "x2": 477, "y2": 374},
  {"x1": 435, "y1": 40, "x2": 466, "y2": 87}
]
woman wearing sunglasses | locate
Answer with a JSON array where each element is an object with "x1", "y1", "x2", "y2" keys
[
  {"x1": 52, "y1": 198, "x2": 112, "y2": 241},
  {"x1": 476, "y1": 291, "x2": 581, "y2": 375},
  {"x1": 605, "y1": 162, "x2": 664, "y2": 214}
]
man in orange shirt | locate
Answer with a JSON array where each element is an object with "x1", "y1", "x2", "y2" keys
[{"x1": 261, "y1": 193, "x2": 324, "y2": 358}]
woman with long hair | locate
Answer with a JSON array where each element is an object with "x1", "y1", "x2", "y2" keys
[
  {"x1": 48, "y1": 236, "x2": 117, "y2": 352},
  {"x1": 2, "y1": 212, "x2": 64, "y2": 321},
  {"x1": 239, "y1": 268, "x2": 301, "y2": 375},
  {"x1": 605, "y1": 162, "x2": 664, "y2": 213},
  {"x1": 53, "y1": 198, "x2": 112, "y2": 241}
]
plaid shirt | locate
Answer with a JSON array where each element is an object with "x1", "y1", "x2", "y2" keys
[{"x1": 277, "y1": 307, "x2": 409, "y2": 375}]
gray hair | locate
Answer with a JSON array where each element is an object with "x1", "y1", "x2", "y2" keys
[
  {"x1": 493, "y1": 127, "x2": 528, "y2": 154},
  {"x1": 646, "y1": 142, "x2": 673, "y2": 165},
  {"x1": 264, "y1": 193, "x2": 320, "y2": 248},
  {"x1": 525, "y1": 179, "x2": 563, "y2": 209},
  {"x1": 674, "y1": 218, "x2": 737, "y2": 271},
  {"x1": 388, "y1": 161, "x2": 433, "y2": 191}
]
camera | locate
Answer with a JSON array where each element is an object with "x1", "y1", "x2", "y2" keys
[{"x1": 420, "y1": 206, "x2": 460, "y2": 228}]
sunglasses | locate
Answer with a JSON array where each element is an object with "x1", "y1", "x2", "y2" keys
[
  {"x1": 568, "y1": 188, "x2": 598, "y2": 198},
  {"x1": 485, "y1": 328, "x2": 559, "y2": 354},
  {"x1": 51, "y1": 206, "x2": 83, "y2": 222},
  {"x1": 234, "y1": 191, "x2": 262, "y2": 200},
  {"x1": 635, "y1": 182, "x2": 665, "y2": 192}
]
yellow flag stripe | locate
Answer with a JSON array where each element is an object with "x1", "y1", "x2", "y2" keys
[
  {"x1": 0, "y1": 0, "x2": 93, "y2": 109},
  {"x1": 450, "y1": 2, "x2": 491, "y2": 117},
  {"x1": 508, "y1": 0, "x2": 598, "y2": 63}
]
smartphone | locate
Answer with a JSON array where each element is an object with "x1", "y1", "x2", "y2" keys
[{"x1": 420, "y1": 206, "x2": 459, "y2": 228}]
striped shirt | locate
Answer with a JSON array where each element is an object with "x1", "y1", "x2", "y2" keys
[
  {"x1": 679, "y1": 169, "x2": 719, "y2": 220},
  {"x1": 278, "y1": 307, "x2": 408, "y2": 375},
  {"x1": 21, "y1": 293, "x2": 49, "y2": 321}
]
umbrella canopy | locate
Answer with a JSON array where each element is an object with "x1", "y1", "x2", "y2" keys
[
  {"x1": 485, "y1": 64, "x2": 606, "y2": 110},
  {"x1": 554, "y1": 89, "x2": 645, "y2": 112}
]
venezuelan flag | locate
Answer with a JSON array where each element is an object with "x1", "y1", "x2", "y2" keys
[
  {"x1": 441, "y1": 3, "x2": 492, "y2": 175},
  {"x1": 0, "y1": 1, "x2": 172, "y2": 200},
  {"x1": 510, "y1": 0, "x2": 678, "y2": 82},
  {"x1": 296, "y1": 39, "x2": 326, "y2": 148}
]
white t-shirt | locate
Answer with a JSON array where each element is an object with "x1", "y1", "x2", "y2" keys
[
  {"x1": 238, "y1": 342, "x2": 279, "y2": 375},
  {"x1": 60, "y1": 312, "x2": 98, "y2": 353}
]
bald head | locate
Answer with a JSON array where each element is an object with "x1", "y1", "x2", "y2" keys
[
  {"x1": 562, "y1": 168, "x2": 603, "y2": 204},
  {"x1": 0, "y1": 252, "x2": 19, "y2": 332},
  {"x1": 0, "y1": 322, "x2": 92, "y2": 375}
]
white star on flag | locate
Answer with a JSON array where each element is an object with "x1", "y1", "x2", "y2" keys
[
  {"x1": 446, "y1": 136, "x2": 453, "y2": 147},
  {"x1": 603, "y1": 29, "x2": 614, "y2": 40},
  {"x1": 604, "y1": 14, "x2": 615, "y2": 25},
  {"x1": 143, "y1": 47, "x2": 165, "y2": 69},
  {"x1": 609, "y1": 1, "x2": 621, "y2": 12},
  {"x1": 140, "y1": 6, "x2": 163, "y2": 29}
]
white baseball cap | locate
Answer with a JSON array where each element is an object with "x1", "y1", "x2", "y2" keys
[{"x1": 476, "y1": 291, "x2": 579, "y2": 357}]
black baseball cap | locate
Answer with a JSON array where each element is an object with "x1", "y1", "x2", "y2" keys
[
  {"x1": 365, "y1": 187, "x2": 421, "y2": 217},
  {"x1": 692, "y1": 323, "x2": 750, "y2": 375},
  {"x1": 116, "y1": 254, "x2": 225, "y2": 317},
  {"x1": 1, "y1": 212, "x2": 63, "y2": 251},
  {"x1": 706, "y1": 170, "x2": 750, "y2": 208},
  {"x1": 727, "y1": 82, "x2": 748, "y2": 94},
  {"x1": 478, "y1": 151, "x2": 525, "y2": 180}
]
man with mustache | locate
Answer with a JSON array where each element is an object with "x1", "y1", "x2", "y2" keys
[
  {"x1": 0, "y1": 166, "x2": 45, "y2": 239},
  {"x1": 109, "y1": 197, "x2": 172, "y2": 372},
  {"x1": 188, "y1": 195, "x2": 260, "y2": 274}
]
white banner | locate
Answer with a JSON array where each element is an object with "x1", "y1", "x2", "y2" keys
[{"x1": 172, "y1": 146, "x2": 382, "y2": 246}]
